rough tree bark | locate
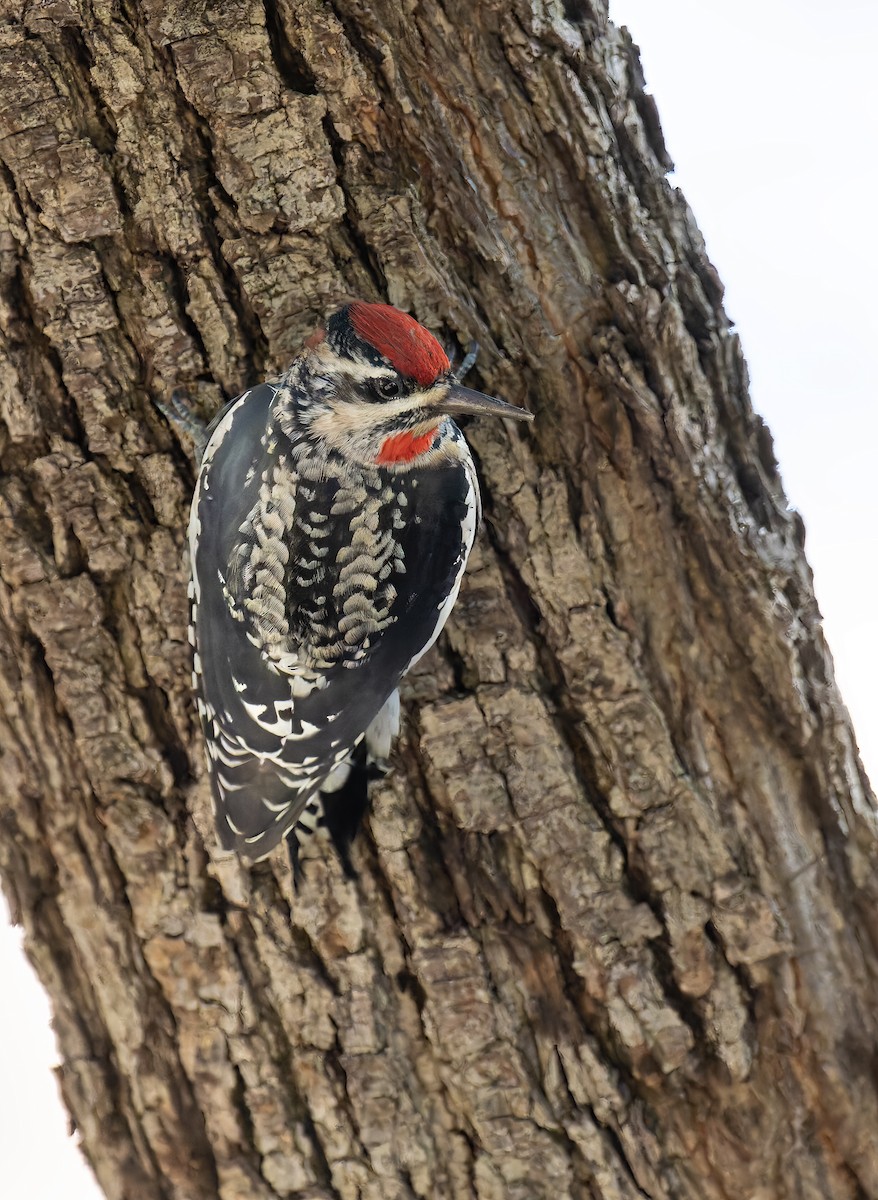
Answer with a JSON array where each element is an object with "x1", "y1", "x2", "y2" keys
[{"x1": 0, "y1": 2, "x2": 875, "y2": 1198}]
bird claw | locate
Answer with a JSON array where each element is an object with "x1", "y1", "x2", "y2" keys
[
  {"x1": 155, "y1": 388, "x2": 210, "y2": 462},
  {"x1": 367, "y1": 757, "x2": 393, "y2": 780},
  {"x1": 454, "y1": 341, "x2": 479, "y2": 383}
]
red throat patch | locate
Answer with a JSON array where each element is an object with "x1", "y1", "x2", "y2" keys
[
  {"x1": 376, "y1": 427, "x2": 439, "y2": 465},
  {"x1": 349, "y1": 302, "x2": 449, "y2": 386}
]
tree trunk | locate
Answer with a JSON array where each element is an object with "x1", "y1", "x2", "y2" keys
[{"x1": 1, "y1": 2, "x2": 875, "y2": 1198}]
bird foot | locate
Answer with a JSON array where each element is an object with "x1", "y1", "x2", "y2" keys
[
  {"x1": 155, "y1": 388, "x2": 210, "y2": 463},
  {"x1": 454, "y1": 341, "x2": 479, "y2": 383}
]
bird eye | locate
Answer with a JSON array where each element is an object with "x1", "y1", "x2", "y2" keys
[{"x1": 375, "y1": 377, "x2": 402, "y2": 400}]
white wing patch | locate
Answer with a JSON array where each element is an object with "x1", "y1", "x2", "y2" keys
[{"x1": 365, "y1": 690, "x2": 400, "y2": 763}]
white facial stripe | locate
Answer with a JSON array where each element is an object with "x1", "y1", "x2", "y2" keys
[
  {"x1": 336, "y1": 361, "x2": 397, "y2": 383},
  {"x1": 312, "y1": 342, "x2": 397, "y2": 384},
  {"x1": 311, "y1": 340, "x2": 447, "y2": 397},
  {"x1": 309, "y1": 387, "x2": 447, "y2": 439}
]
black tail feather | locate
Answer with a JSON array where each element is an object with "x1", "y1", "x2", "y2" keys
[
  {"x1": 319, "y1": 742, "x2": 373, "y2": 879},
  {"x1": 284, "y1": 744, "x2": 379, "y2": 884},
  {"x1": 286, "y1": 831, "x2": 306, "y2": 888}
]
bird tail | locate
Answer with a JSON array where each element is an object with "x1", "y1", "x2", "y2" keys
[{"x1": 285, "y1": 689, "x2": 399, "y2": 882}]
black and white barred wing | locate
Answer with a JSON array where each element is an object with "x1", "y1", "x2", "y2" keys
[{"x1": 188, "y1": 385, "x2": 331, "y2": 856}]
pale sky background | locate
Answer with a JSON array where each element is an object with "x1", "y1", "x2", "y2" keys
[{"x1": 2, "y1": 3, "x2": 877, "y2": 1197}]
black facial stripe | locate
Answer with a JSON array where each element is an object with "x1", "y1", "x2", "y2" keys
[{"x1": 327, "y1": 307, "x2": 389, "y2": 373}]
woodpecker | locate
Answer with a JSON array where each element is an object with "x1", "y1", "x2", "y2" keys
[{"x1": 184, "y1": 301, "x2": 533, "y2": 868}]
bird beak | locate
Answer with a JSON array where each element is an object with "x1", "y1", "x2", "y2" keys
[{"x1": 441, "y1": 385, "x2": 534, "y2": 423}]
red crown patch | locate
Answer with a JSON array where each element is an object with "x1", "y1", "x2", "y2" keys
[{"x1": 349, "y1": 302, "x2": 449, "y2": 387}]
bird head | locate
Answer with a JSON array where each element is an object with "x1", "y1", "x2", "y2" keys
[{"x1": 285, "y1": 302, "x2": 533, "y2": 469}]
